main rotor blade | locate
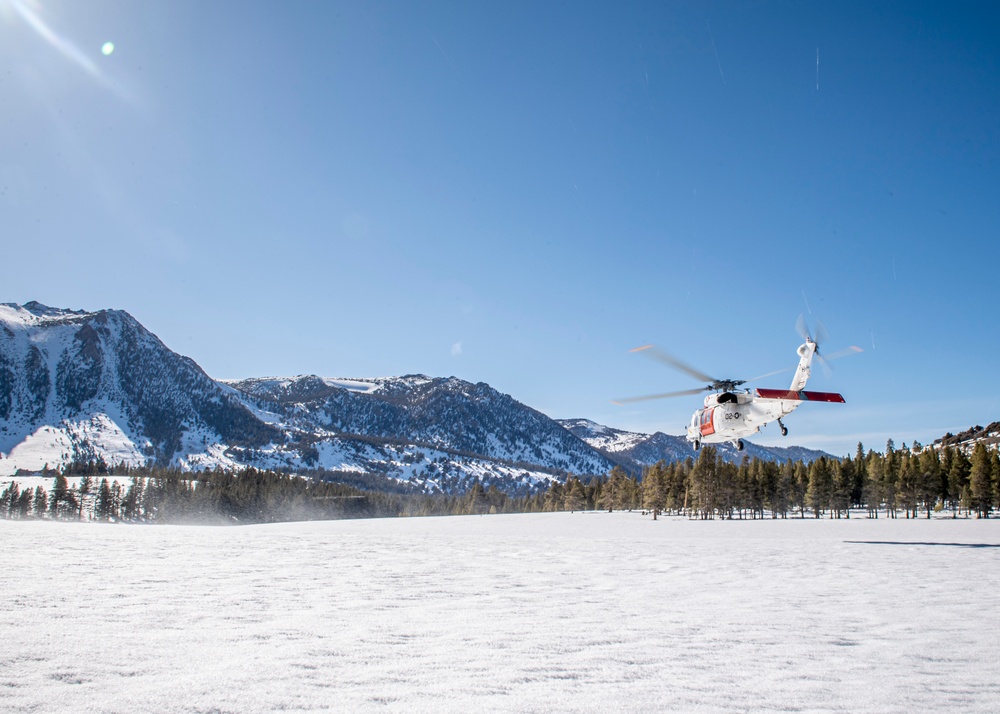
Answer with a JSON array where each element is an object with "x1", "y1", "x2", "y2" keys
[
  {"x1": 629, "y1": 345, "x2": 716, "y2": 383},
  {"x1": 795, "y1": 314, "x2": 810, "y2": 342},
  {"x1": 745, "y1": 366, "x2": 794, "y2": 383},
  {"x1": 612, "y1": 387, "x2": 707, "y2": 405},
  {"x1": 816, "y1": 353, "x2": 833, "y2": 379},
  {"x1": 815, "y1": 320, "x2": 829, "y2": 347},
  {"x1": 822, "y1": 345, "x2": 864, "y2": 361}
]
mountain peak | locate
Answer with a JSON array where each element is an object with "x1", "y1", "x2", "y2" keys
[{"x1": 1, "y1": 301, "x2": 92, "y2": 325}]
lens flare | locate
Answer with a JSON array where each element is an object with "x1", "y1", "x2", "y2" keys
[{"x1": 101, "y1": 41, "x2": 114, "y2": 56}]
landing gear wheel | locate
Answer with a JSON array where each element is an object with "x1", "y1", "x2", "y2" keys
[
  {"x1": 778, "y1": 419, "x2": 788, "y2": 437},
  {"x1": 737, "y1": 440, "x2": 745, "y2": 452},
  {"x1": 693, "y1": 440, "x2": 701, "y2": 451}
]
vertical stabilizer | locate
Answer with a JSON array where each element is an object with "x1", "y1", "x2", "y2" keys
[{"x1": 789, "y1": 341, "x2": 815, "y2": 391}]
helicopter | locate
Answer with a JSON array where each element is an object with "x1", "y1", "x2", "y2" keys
[{"x1": 614, "y1": 319, "x2": 862, "y2": 452}]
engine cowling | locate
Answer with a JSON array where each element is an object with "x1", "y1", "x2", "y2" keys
[{"x1": 704, "y1": 391, "x2": 752, "y2": 407}]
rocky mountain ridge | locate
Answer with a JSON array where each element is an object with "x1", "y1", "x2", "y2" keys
[{"x1": 1, "y1": 302, "x2": 833, "y2": 492}]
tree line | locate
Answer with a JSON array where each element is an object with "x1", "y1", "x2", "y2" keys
[
  {"x1": 0, "y1": 461, "x2": 544, "y2": 524},
  {"x1": 551, "y1": 440, "x2": 1000, "y2": 520},
  {"x1": 1, "y1": 439, "x2": 998, "y2": 524}
]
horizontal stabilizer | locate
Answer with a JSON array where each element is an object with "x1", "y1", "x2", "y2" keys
[{"x1": 754, "y1": 388, "x2": 846, "y2": 403}]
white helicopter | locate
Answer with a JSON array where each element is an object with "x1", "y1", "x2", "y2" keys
[{"x1": 615, "y1": 319, "x2": 862, "y2": 451}]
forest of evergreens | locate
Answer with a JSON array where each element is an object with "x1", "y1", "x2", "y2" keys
[{"x1": 1, "y1": 440, "x2": 998, "y2": 524}]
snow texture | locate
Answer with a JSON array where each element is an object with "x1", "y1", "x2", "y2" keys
[{"x1": 2, "y1": 513, "x2": 999, "y2": 713}]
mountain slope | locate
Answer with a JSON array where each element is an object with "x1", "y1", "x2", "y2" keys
[
  {"x1": 227, "y1": 375, "x2": 613, "y2": 475},
  {"x1": 1, "y1": 302, "x2": 833, "y2": 491},
  {"x1": 559, "y1": 418, "x2": 832, "y2": 467},
  {"x1": 0, "y1": 302, "x2": 279, "y2": 471}
]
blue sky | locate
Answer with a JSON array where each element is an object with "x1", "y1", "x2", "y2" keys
[{"x1": 2, "y1": 0, "x2": 999, "y2": 457}]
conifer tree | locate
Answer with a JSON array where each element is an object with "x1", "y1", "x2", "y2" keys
[
  {"x1": 990, "y1": 449, "x2": 1000, "y2": 510},
  {"x1": 51, "y1": 473, "x2": 65, "y2": 516},
  {"x1": 78, "y1": 474, "x2": 92, "y2": 520},
  {"x1": 969, "y1": 443, "x2": 992, "y2": 518},
  {"x1": 563, "y1": 477, "x2": 586, "y2": 512},
  {"x1": 949, "y1": 449, "x2": 971, "y2": 517},
  {"x1": 883, "y1": 440, "x2": 899, "y2": 518},
  {"x1": 806, "y1": 457, "x2": 832, "y2": 518},
  {"x1": 32, "y1": 486, "x2": 48, "y2": 518},
  {"x1": 122, "y1": 477, "x2": 145, "y2": 521},
  {"x1": 864, "y1": 451, "x2": 883, "y2": 518},
  {"x1": 690, "y1": 447, "x2": 723, "y2": 519},
  {"x1": 640, "y1": 463, "x2": 667, "y2": 514},
  {"x1": 3, "y1": 481, "x2": 19, "y2": 519},
  {"x1": 852, "y1": 443, "x2": 867, "y2": 506},
  {"x1": 897, "y1": 452, "x2": 919, "y2": 518},
  {"x1": 543, "y1": 481, "x2": 564, "y2": 512},
  {"x1": 600, "y1": 467, "x2": 630, "y2": 513},
  {"x1": 832, "y1": 459, "x2": 853, "y2": 518},
  {"x1": 774, "y1": 460, "x2": 795, "y2": 519},
  {"x1": 793, "y1": 461, "x2": 808, "y2": 517},
  {"x1": 96, "y1": 478, "x2": 113, "y2": 521},
  {"x1": 15, "y1": 487, "x2": 32, "y2": 518},
  {"x1": 917, "y1": 447, "x2": 942, "y2": 517}
]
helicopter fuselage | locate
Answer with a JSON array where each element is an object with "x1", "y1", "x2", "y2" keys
[
  {"x1": 684, "y1": 339, "x2": 845, "y2": 449},
  {"x1": 687, "y1": 391, "x2": 799, "y2": 444}
]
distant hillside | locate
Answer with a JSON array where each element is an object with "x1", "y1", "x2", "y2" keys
[
  {"x1": 558, "y1": 419, "x2": 832, "y2": 469},
  {"x1": 932, "y1": 423, "x2": 1000, "y2": 452}
]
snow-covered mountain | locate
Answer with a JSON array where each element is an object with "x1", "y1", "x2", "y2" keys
[
  {"x1": 931, "y1": 422, "x2": 1000, "y2": 452},
  {"x1": 0, "y1": 302, "x2": 279, "y2": 474},
  {"x1": 0, "y1": 302, "x2": 831, "y2": 492},
  {"x1": 0, "y1": 302, "x2": 613, "y2": 491},
  {"x1": 559, "y1": 418, "x2": 831, "y2": 467}
]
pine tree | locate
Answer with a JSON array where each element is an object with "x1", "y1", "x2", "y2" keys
[
  {"x1": 690, "y1": 448, "x2": 722, "y2": 519},
  {"x1": 640, "y1": 463, "x2": 667, "y2": 515},
  {"x1": 96, "y1": 478, "x2": 113, "y2": 521},
  {"x1": 775, "y1": 460, "x2": 795, "y2": 519},
  {"x1": 917, "y1": 447, "x2": 942, "y2": 517},
  {"x1": 832, "y1": 459, "x2": 853, "y2": 518},
  {"x1": 3, "y1": 481, "x2": 19, "y2": 519},
  {"x1": 563, "y1": 477, "x2": 586, "y2": 512},
  {"x1": 949, "y1": 449, "x2": 971, "y2": 517},
  {"x1": 32, "y1": 486, "x2": 48, "y2": 518},
  {"x1": 864, "y1": 451, "x2": 883, "y2": 518},
  {"x1": 883, "y1": 440, "x2": 899, "y2": 518},
  {"x1": 852, "y1": 443, "x2": 868, "y2": 506},
  {"x1": 969, "y1": 443, "x2": 992, "y2": 518},
  {"x1": 50, "y1": 473, "x2": 68, "y2": 519},
  {"x1": 897, "y1": 451, "x2": 919, "y2": 518},
  {"x1": 990, "y1": 449, "x2": 1000, "y2": 511},
  {"x1": 793, "y1": 461, "x2": 808, "y2": 518},
  {"x1": 600, "y1": 467, "x2": 630, "y2": 513},
  {"x1": 806, "y1": 457, "x2": 832, "y2": 518},
  {"x1": 78, "y1": 473, "x2": 93, "y2": 520},
  {"x1": 15, "y1": 488, "x2": 32, "y2": 519},
  {"x1": 543, "y1": 481, "x2": 564, "y2": 512},
  {"x1": 122, "y1": 477, "x2": 145, "y2": 521}
]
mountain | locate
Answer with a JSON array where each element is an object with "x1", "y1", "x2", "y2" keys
[
  {"x1": 931, "y1": 423, "x2": 1000, "y2": 452},
  {"x1": 559, "y1": 418, "x2": 832, "y2": 468},
  {"x1": 0, "y1": 302, "x2": 833, "y2": 493},
  {"x1": 222, "y1": 374, "x2": 616, "y2": 492},
  {"x1": 0, "y1": 302, "x2": 279, "y2": 470}
]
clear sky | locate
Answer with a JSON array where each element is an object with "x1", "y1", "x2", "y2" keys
[{"x1": 3, "y1": 0, "x2": 999, "y2": 457}]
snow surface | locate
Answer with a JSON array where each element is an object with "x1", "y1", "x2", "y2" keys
[
  {"x1": 2, "y1": 513, "x2": 999, "y2": 713},
  {"x1": 0, "y1": 416, "x2": 148, "y2": 477}
]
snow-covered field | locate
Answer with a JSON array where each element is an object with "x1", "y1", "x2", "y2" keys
[{"x1": 2, "y1": 513, "x2": 999, "y2": 713}]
